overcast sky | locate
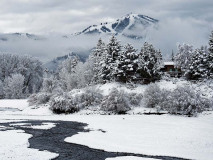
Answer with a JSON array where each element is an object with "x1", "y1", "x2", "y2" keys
[
  {"x1": 0, "y1": 0, "x2": 212, "y2": 61},
  {"x1": 0, "y1": 0, "x2": 212, "y2": 34}
]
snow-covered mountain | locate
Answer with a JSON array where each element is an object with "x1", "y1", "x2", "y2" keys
[
  {"x1": 75, "y1": 13, "x2": 158, "y2": 39},
  {"x1": 0, "y1": 13, "x2": 159, "y2": 64},
  {"x1": 0, "y1": 33, "x2": 45, "y2": 41}
]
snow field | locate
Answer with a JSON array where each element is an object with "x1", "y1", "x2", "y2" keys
[
  {"x1": 0, "y1": 99, "x2": 29, "y2": 110},
  {"x1": 0, "y1": 129, "x2": 58, "y2": 160},
  {"x1": 0, "y1": 113, "x2": 213, "y2": 160},
  {"x1": 65, "y1": 114, "x2": 213, "y2": 160}
]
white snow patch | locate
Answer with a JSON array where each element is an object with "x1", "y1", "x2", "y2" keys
[
  {"x1": 10, "y1": 123, "x2": 29, "y2": 126},
  {"x1": 164, "y1": 62, "x2": 174, "y2": 65},
  {"x1": 0, "y1": 125, "x2": 5, "y2": 129},
  {"x1": 21, "y1": 104, "x2": 53, "y2": 116},
  {"x1": 96, "y1": 82, "x2": 146, "y2": 96},
  {"x1": 10, "y1": 122, "x2": 56, "y2": 130},
  {"x1": 0, "y1": 99, "x2": 29, "y2": 110},
  {"x1": 30, "y1": 122, "x2": 56, "y2": 130},
  {"x1": 0, "y1": 129, "x2": 58, "y2": 160},
  {"x1": 0, "y1": 119, "x2": 25, "y2": 123}
]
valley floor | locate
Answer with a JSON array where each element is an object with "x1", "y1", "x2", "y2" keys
[{"x1": 0, "y1": 99, "x2": 213, "y2": 160}]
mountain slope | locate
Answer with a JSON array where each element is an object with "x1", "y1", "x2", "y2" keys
[{"x1": 75, "y1": 13, "x2": 158, "y2": 39}]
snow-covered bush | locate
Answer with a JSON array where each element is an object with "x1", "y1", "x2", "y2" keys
[
  {"x1": 101, "y1": 88, "x2": 131, "y2": 114},
  {"x1": 49, "y1": 87, "x2": 103, "y2": 114},
  {"x1": 143, "y1": 83, "x2": 164, "y2": 108},
  {"x1": 164, "y1": 85, "x2": 210, "y2": 116},
  {"x1": 144, "y1": 83, "x2": 211, "y2": 116},
  {"x1": 28, "y1": 92, "x2": 52, "y2": 106},
  {"x1": 50, "y1": 94, "x2": 79, "y2": 114},
  {"x1": 72, "y1": 87, "x2": 103, "y2": 109},
  {"x1": 127, "y1": 92, "x2": 143, "y2": 106},
  {"x1": 3, "y1": 73, "x2": 25, "y2": 99}
]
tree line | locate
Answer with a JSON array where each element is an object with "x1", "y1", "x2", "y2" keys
[{"x1": 0, "y1": 31, "x2": 213, "y2": 99}]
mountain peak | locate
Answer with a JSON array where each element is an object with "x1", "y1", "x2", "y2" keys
[{"x1": 75, "y1": 13, "x2": 158, "y2": 39}]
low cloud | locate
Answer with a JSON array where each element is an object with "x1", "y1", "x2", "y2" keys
[
  {"x1": 0, "y1": 0, "x2": 212, "y2": 61},
  {"x1": 148, "y1": 17, "x2": 212, "y2": 58}
]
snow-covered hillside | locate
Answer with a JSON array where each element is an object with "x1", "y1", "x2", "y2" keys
[{"x1": 75, "y1": 13, "x2": 158, "y2": 39}]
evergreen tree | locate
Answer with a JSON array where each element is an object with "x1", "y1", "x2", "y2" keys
[
  {"x1": 100, "y1": 35, "x2": 122, "y2": 82},
  {"x1": 209, "y1": 31, "x2": 213, "y2": 54},
  {"x1": 186, "y1": 46, "x2": 209, "y2": 80},
  {"x1": 171, "y1": 50, "x2": 175, "y2": 61},
  {"x1": 137, "y1": 42, "x2": 162, "y2": 82},
  {"x1": 89, "y1": 38, "x2": 106, "y2": 83},
  {"x1": 208, "y1": 31, "x2": 213, "y2": 78},
  {"x1": 175, "y1": 44, "x2": 193, "y2": 77},
  {"x1": 115, "y1": 43, "x2": 138, "y2": 82},
  {"x1": 0, "y1": 80, "x2": 3, "y2": 98}
]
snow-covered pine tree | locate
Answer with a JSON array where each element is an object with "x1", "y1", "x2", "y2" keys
[
  {"x1": 115, "y1": 43, "x2": 138, "y2": 82},
  {"x1": 0, "y1": 80, "x2": 3, "y2": 98},
  {"x1": 171, "y1": 50, "x2": 175, "y2": 61},
  {"x1": 99, "y1": 35, "x2": 122, "y2": 82},
  {"x1": 186, "y1": 46, "x2": 209, "y2": 80},
  {"x1": 209, "y1": 31, "x2": 213, "y2": 54},
  {"x1": 137, "y1": 42, "x2": 162, "y2": 82},
  {"x1": 208, "y1": 31, "x2": 213, "y2": 78},
  {"x1": 175, "y1": 44, "x2": 193, "y2": 77},
  {"x1": 89, "y1": 38, "x2": 106, "y2": 83}
]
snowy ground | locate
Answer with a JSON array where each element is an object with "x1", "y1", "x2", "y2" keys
[
  {"x1": 0, "y1": 99, "x2": 213, "y2": 160},
  {"x1": 0, "y1": 80, "x2": 213, "y2": 160},
  {"x1": 65, "y1": 113, "x2": 213, "y2": 160},
  {"x1": 0, "y1": 128, "x2": 58, "y2": 160}
]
